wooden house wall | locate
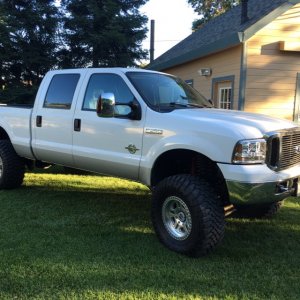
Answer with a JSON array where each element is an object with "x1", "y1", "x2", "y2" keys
[{"x1": 245, "y1": 3, "x2": 300, "y2": 121}]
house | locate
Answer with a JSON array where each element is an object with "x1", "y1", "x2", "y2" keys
[{"x1": 148, "y1": 0, "x2": 300, "y2": 123}]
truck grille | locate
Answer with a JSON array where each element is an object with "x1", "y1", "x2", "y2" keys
[{"x1": 267, "y1": 128, "x2": 300, "y2": 171}]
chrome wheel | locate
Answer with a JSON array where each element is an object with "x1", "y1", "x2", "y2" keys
[
  {"x1": 0, "y1": 156, "x2": 3, "y2": 178},
  {"x1": 162, "y1": 196, "x2": 192, "y2": 240}
]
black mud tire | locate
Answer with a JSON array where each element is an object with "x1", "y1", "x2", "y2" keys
[
  {"x1": 0, "y1": 140, "x2": 25, "y2": 189},
  {"x1": 234, "y1": 201, "x2": 283, "y2": 219},
  {"x1": 151, "y1": 175, "x2": 225, "y2": 257}
]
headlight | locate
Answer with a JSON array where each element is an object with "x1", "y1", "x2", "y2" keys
[{"x1": 232, "y1": 139, "x2": 266, "y2": 164}]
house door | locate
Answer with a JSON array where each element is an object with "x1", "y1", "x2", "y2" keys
[
  {"x1": 212, "y1": 76, "x2": 234, "y2": 109},
  {"x1": 295, "y1": 73, "x2": 300, "y2": 123}
]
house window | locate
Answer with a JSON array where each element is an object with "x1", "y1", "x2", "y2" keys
[{"x1": 219, "y1": 87, "x2": 232, "y2": 109}]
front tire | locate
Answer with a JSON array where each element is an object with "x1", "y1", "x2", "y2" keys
[
  {"x1": 0, "y1": 140, "x2": 25, "y2": 189},
  {"x1": 151, "y1": 175, "x2": 225, "y2": 257}
]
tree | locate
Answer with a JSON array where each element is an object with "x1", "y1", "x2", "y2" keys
[
  {"x1": 188, "y1": 0, "x2": 240, "y2": 30},
  {"x1": 0, "y1": 1, "x2": 60, "y2": 103},
  {"x1": 0, "y1": 5, "x2": 10, "y2": 90},
  {"x1": 59, "y1": 0, "x2": 149, "y2": 68}
]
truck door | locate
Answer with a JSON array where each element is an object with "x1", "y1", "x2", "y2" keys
[
  {"x1": 72, "y1": 72, "x2": 144, "y2": 180},
  {"x1": 32, "y1": 72, "x2": 83, "y2": 166}
]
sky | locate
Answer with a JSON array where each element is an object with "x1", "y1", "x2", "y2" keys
[{"x1": 140, "y1": 0, "x2": 198, "y2": 62}]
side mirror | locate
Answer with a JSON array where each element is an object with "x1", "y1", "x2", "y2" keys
[
  {"x1": 128, "y1": 99, "x2": 142, "y2": 121},
  {"x1": 96, "y1": 92, "x2": 142, "y2": 120},
  {"x1": 97, "y1": 92, "x2": 115, "y2": 118}
]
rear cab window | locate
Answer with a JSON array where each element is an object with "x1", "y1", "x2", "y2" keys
[{"x1": 43, "y1": 74, "x2": 80, "y2": 109}]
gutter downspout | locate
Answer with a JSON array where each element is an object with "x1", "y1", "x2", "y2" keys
[{"x1": 238, "y1": 32, "x2": 247, "y2": 111}]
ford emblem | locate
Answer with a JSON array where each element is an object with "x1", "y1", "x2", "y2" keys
[{"x1": 295, "y1": 145, "x2": 300, "y2": 154}]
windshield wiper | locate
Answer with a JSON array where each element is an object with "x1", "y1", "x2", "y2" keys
[
  {"x1": 167, "y1": 102, "x2": 209, "y2": 109},
  {"x1": 186, "y1": 103, "x2": 207, "y2": 108},
  {"x1": 169, "y1": 102, "x2": 189, "y2": 107}
]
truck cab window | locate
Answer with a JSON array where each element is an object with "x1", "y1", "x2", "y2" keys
[
  {"x1": 44, "y1": 74, "x2": 80, "y2": 109},
  {"x1": 82, "y1": 73, "x2": 134, "y2": 113},
  {"x1": 126, "y1": 72, "x2": 212, "y2": 112}
]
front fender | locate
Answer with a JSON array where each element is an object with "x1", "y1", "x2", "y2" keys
[{"x1": 139, "y1": 131, "x2": 236, "y2": 185}]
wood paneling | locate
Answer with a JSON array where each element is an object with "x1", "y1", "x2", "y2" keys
[
  {"x1": 247, "y1": 82, "x2": 296, "y2": 89},
  {"x1": 246, "y1": 89, "x2": 295, "y2": 97},
  {"x1": 247, "y1": 63, "x2": 300, "y2": 71},
  {"x1": 247, "y1": 69, "x2": 297, "y2": 77},
  {"x1": 246, "y1": 75, "x2": 296, "y2": 84},
  {"x1": 248, "y1": 55, "x2": 300, "y2": 65},
  {"x1": 245, "y1": 4, "x2": 300, "y2": 120}
]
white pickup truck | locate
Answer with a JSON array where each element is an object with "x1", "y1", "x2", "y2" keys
[{"x1": 0, "y1": 68, "x2": 299, "y2": 256}]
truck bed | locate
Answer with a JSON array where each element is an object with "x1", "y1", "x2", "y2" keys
[
  {"x1": 0, "y1": 105, "x2": 34, "y2": 159},
  {"x1": 0, "y1": 103, "x2": 33, "y2": 109}
]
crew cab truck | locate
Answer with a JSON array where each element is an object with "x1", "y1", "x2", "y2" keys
[{"x1": 0, "y1": 68, "x2": 299, "y2": 257}]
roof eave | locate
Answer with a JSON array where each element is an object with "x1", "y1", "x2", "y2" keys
[
  {"x1": 243, "y1": 1, "x2": 300, "y2": 41},
  {"x1": 148, "y1": 32, "x2": 243, "y2": 71}
]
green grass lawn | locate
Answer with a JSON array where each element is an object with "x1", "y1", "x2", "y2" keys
[{"x1": 0, "y1": 168, "x2": 299, "y2": 300}]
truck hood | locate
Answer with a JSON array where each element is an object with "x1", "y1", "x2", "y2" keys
[{"x1": 171, "y1": 108, "x2": 298, "y2": 139}]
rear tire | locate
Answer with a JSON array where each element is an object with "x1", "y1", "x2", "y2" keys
[
  {"x1": 151, "y1": 175, "x2": 225, "y2": 257},
  {"x1": 0, "y1": 140, "x2": 25, "y2": 189},
  {"x1": 234, "y1": 201, "x2": 283, "y2": 218}
]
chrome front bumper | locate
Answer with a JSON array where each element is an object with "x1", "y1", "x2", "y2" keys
[
  {"x1": 218, "y1": 163, "x2": 300, "y2": 206},
  {"x1": 226, "y1": 177, "x2": 299, "y2": 205}
]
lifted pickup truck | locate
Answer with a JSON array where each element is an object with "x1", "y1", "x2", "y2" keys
[{"x1": 0, "y1": 68, "x2": 299, "y2": 256}]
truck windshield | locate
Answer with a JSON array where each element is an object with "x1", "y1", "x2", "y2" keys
[{"x1": 126, "y1": 71, "x2": 212, "y2": 111}]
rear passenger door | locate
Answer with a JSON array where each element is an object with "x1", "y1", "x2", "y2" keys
[{"x1": 32, "y1": 71, "x2": 84, "y2": 166}]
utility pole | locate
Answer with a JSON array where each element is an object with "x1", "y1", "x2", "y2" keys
[{"x1": 150, "y1": 19, "x2": 155, "y2": 63}]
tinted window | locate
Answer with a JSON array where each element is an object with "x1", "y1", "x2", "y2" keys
[
  {"x1": 82, "y1": 73, "x2": 134, "y2": 110},
  {"x1": 44, "y1": 74, "x2": 80, "y2": 109}
]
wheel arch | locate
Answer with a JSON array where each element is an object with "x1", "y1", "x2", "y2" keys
[
  {"x1": 0, "y1": 126, "x2": 34, "y2": 169},
  {"x1": 0, "y1": 126, "x2": 10, "y2": 141},
  {"x1": 151, "y1": 149, "x2": 229, "y2": 205}
]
